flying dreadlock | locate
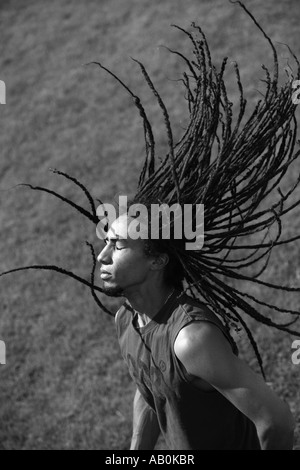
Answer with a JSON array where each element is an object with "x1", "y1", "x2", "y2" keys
[{"x1": 1, "y1": 1, "x2": 300, "y2": 377}]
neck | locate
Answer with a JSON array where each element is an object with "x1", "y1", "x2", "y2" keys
[{"x1": 125, "y1": 284, "x2": 175, "y2": 323}]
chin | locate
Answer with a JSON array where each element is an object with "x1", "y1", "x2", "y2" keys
[{"x1": 102, "y1": 284, "x2": 124, "y2": 298}]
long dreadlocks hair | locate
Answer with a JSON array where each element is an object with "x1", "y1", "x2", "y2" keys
[{"x1": 1, "y1": 1, "x2": 300, "y2": 377}]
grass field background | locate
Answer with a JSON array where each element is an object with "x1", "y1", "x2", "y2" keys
[{"x1": 0, "y1": 0, "x2": 300, "y2": 450}]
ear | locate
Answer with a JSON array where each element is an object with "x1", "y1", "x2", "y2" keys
[{"x1": 150, "y1": 253, "x2": 169, "y2": 271}]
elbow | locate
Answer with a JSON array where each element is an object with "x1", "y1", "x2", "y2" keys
[
  {"x1": 285, "y1": 407, "x2": 296, "y2": 445},
  {"x1": 257, "y1": 406, "x2": 295, "y2": 450},
  {"x1": 280, "y1": 403, "x2": 295, "y2": 439}
]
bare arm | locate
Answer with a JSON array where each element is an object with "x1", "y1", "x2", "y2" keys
[
  {"x1": 130, "y1": 388, "x2": 161, "y2": 450},
  {"x1": 174, "y1": 322, "x2": 295, "y2": 450}
]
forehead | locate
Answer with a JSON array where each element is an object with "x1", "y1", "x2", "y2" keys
[
  {"x1": 107, "y1": 215, "x2": 147, "y2": 244},
  {"x1": 107, "y1": 215, "x2": 131, "y2": 238}
]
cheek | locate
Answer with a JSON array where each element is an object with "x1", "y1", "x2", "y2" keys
[{"x1": 114, "y1": 252, "x2": 149, "y2": 277}]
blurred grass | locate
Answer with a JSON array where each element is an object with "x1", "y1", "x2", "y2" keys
[{"x1": 0, "y1": 0, "x2": 299, "y2": 449}]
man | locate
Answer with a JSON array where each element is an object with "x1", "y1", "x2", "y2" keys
[
  {"x1": 1, "y1": 2, "x2": 299, "y2": 451},
  {"x1": 97, "y1": 213, "x2": 295, "y2": 450}
]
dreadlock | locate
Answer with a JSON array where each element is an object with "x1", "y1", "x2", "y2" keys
[{"x1": 1, "y1": 1, "x2": 300, "y2": 377}]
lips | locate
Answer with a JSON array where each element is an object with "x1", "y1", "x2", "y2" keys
[{"x1": 100, "y1": 270, "x2": 112, "y2": 280}]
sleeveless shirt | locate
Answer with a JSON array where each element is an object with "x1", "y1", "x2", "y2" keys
[{"x1": 115, "y1": 290, "x2": 261, "y2": 450}]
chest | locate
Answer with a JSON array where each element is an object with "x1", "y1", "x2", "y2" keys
[{"x1": 120, "y1": 324, "x2": 178, "y2": 397}]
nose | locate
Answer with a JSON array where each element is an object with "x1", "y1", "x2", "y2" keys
[{"x1": 97, "y1": 243, "x2": 112, "y2": 265}]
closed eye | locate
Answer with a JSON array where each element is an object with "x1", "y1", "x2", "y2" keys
[{"x1": 104, "y1": 237, "x2": 126, "y2": 250}]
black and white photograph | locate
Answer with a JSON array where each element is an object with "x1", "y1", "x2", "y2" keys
[{"x1": 0, "y1": 0, "x2": 300, "y2": 452}]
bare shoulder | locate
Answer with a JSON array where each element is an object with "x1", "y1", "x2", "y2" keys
[
  {"x1": 174, "y1": 320, "x2": 232, "y2": 358},
  {"x1": 174, "y1": 321, "x2": 235, "y2": 383}
]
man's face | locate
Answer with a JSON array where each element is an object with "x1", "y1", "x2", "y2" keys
[{"x1": 97, "y1": 215, "x2": 153, "y2": 297}]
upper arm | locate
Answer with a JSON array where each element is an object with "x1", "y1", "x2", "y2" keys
[
  {"x1": 132, "y1": 388, "x2": 159, "y2": 434},
  {"x1": 133, "y1": 388, "x2": 155, "y2": 417},
  {"x1": 133, "y1": 387, "x2": 147, "y2": 409},
  {"x1": 174, "y1": 321, "x2": 291, "y2": 429},
  {"x1": 131, "y1": 388, "x2": 160, "y2": 450}
]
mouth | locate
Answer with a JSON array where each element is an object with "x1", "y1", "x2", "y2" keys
[{"x1": 100, "y1": 271, "x2": 112, "y2": 280}]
